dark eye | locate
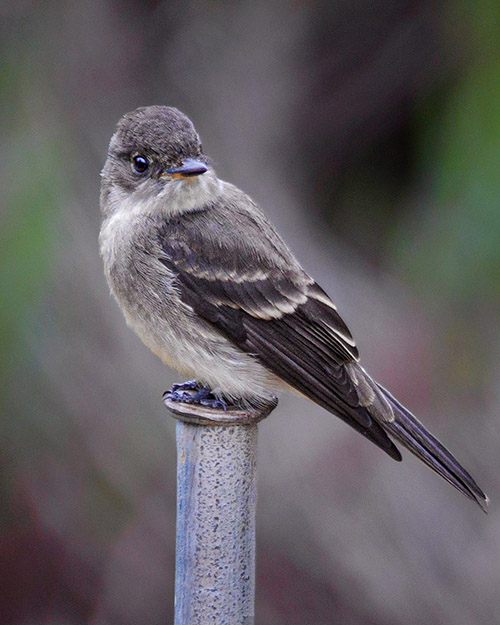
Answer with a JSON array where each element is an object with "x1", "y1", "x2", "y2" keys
[{"x1": 131, "y1": 154, "x2": 149, "y2": 174}]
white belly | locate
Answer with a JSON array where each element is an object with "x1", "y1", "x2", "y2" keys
[{"x1": 123, "y1": 304, "x2": 281, "y2": 402}]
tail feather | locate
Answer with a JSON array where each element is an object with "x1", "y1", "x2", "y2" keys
[{"x1": 376, "y1": 384, "x2": 488, "y2": 512}]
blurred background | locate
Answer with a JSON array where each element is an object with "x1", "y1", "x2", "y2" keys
[{"x1": 1, "y1": 1, "x2": 499, "y2": 623}]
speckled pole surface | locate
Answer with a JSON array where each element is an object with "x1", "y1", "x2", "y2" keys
[
  {"x1": 175, "y1": 422, "x2": 257, "y2": 625},
  {"x1": 165, "y1": 397, "x2": 277, "y2": 625}
]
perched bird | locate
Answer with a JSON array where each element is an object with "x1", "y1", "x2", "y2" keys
[{"x1": 99, "y1": 105, "x2": 488, "y2": 511}]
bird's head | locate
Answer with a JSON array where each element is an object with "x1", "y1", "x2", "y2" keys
[{"x1": 100, "y1": 106, "x2": 217, "y2": 218}]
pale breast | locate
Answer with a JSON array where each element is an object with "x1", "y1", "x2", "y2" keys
[{"x1": 100, "y1": 207, "x2": 279, "y2": 402}]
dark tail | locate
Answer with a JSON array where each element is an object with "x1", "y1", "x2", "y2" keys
[{"x1": 376, "y1": 384, "x2": 488, "y2": 512}]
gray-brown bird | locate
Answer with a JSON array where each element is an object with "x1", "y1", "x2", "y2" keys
[{"x1": 99, "y1": 105, "x2": 488, "y2": 511}]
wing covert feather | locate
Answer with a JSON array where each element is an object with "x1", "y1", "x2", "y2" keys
[{"x1": 157, "y1": 208, "x2": 400, "y2": 459}]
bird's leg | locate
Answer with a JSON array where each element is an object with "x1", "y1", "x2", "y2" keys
[{"x1": 163, "y1": 380, "x2": 228, "y2": 410}]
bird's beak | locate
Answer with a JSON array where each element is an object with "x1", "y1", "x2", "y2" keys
[{"x1": 163, "y1": 158, "x2": 208, "y2": 178}]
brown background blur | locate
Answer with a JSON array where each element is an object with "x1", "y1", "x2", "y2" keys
[{"x1": 1, "y1": 2, "x2": 499, "y2": 624}]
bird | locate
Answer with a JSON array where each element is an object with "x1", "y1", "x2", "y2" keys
[{"x1": 99, "y1": 105, "x2": 488, "y2": 511}]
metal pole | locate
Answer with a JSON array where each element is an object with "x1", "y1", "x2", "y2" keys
[{"x1": 164, "y1": 397, "x2": 277, "y2": 625}]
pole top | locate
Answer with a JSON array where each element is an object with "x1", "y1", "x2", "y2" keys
[{"x1": 163, "y1": 392, "x2": 278, "y2": 426}]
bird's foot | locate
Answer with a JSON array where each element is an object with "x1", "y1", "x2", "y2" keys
[
  {"x1": 163, "y1": 381, "x2": 228, "y2": 411},
  {"x1": 170, "y1": 379, "x2": 199, "y2": 392}
]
